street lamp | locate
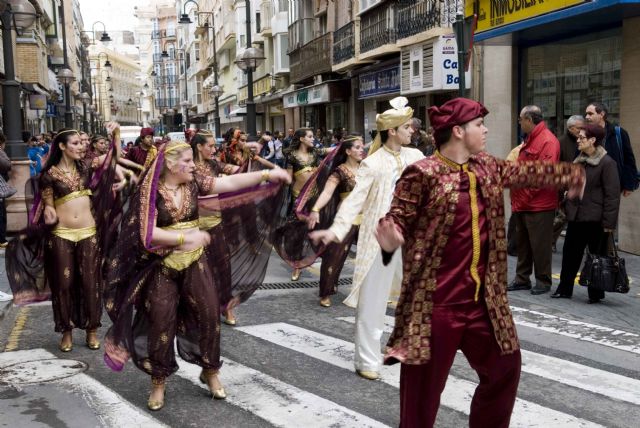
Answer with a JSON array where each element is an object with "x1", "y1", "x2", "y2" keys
[
  {"x1": 79, "y1": 92, "x2": 91, "y2": 133},
  {"x1": 162, "y1": 41, "x2": 189, "y2": 129},
  {"x1": 235, "y1": 43, "x2": 265, "y2": 139},
  {"x1": 1, "y1": 0, "x2": 39, "y2": 158},
  {"x1": 97, "y1": 52, "x2": 112, "y2": 70},
  {"x1": 57, "y1": 67, "x2": 76, "y2": 130}
]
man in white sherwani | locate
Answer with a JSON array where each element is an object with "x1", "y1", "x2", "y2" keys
[{"x1": 311, "y1": 97, "x2": 424, "y2": 379}]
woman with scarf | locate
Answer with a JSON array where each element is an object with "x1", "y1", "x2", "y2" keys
[
  {"x1": 6, "y1": 125, "x2": 121, "y2": 352},
  {"x1": 104, "y1": 140, "x2": 289, "y2": 411},
  {"x1": 552, "y1": 124, "x2": 620, "y2": 302},
  {"x1": 282, "y1": 128, "x2": 333, "y2": 280},
  {"x1": 302, "y1": 135, "x2": 365, "y2": 306}
]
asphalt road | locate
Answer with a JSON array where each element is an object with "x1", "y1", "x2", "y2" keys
[{"x1": 1, "y1": 243, "x2": 640, "y2": 428}]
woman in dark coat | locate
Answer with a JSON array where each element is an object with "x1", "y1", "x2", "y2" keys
[{"x1": 552, "y1": 124, "x2": 620, "y2": 303}]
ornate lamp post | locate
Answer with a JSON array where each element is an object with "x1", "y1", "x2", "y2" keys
[
  {"x1": 79, "y1": 92, "x2": 91, "y2": 133},
  {"x1": 1, "y1": 0, "x2": 38, "y2": 158},
  {"x1": 56, "y1": 67, "x2": 75, "y2": 129},
  {"x1": 235, "y1": 45, "x2": 265, "y2": 139}
]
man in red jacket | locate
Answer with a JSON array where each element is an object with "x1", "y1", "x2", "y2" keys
[{"x1": 508, "y1": 105, "x2": 560, "y2": 295}]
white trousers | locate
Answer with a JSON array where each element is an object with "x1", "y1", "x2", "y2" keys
[{"x1": 354, "y1": 250, "x2": 401, "y2": 372}]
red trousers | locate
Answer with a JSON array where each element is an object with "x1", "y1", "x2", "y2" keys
[{"x1": 399, "y1": 304, "x2": 521, "y2": 428}]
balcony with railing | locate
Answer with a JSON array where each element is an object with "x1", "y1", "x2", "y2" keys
[
  {"x1": 332, "y1": 21, "x2": 355, "y2": 66},
  {"x1": 155, "y1": 97, "x2": 179, "y2": 108},
  {"x1": 396, "y1": 0, "x2": 456, "y2": 41},
  {"x1": 289, "y1": 32, "x2": 332, "y2": 84},
  {"x1": 360, "y1": 2, "x2": 397, "y2": 56},
  {"x1": 151, "y1": 29, "x2": 176, "y2": 40}
]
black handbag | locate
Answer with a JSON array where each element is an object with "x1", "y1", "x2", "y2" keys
[{"x1": 579, "y1": 234, "x2": 630, "y2": 293}]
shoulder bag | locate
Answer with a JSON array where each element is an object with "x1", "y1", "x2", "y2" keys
[{"x1": 579, "y1": 233, "x2": 630, "y2": 293}]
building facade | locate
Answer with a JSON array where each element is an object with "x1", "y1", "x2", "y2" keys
[{"x1": 471, "y1": 0, "x2": 640, "y2": 253}]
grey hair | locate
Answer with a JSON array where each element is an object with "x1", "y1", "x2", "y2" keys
[
  {"x1": 411, "y1": 117, "x2": 422, "y2": 128},
  {"x1": 521, "y1": 105, "x2": 543, "y2": 125},
  {"x1": 566, "y1": 115, "x2": 585, "y2": 128}
]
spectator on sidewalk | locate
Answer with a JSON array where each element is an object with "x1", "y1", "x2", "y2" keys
[
  {"x1": 508, "y1": 105, "x2": 560, "y2": 295},
  {"x1": 552, "y1": 124, "x2": 620, "y2": 303},
  {"x1": 585, "y1": 102, "x2": 639, "y2": 196},
  {"x1": 553, "y1": 115, "x2": 585, "y2": 252}
]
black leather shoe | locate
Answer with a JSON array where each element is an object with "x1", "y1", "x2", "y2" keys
[
  {"x1": 506, "y1": 281, "x2": 532, "y2": 292},
  {"x1": 588, "y1": 298, "x2": 602, "y2": 304},
  {"x1": 550, "y1": 292, "x2": 571, "y2": 299},
  {"x1": 531, "y1": 286, "x2": 551, "y2": 295}
]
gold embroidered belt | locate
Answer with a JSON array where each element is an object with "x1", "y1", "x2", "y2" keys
[
  {"x1": 199, "y1": 214, "x2": 222, "y2": 230},
  {"x1": 160, "y1": 220, "x2": 200, "y2": 231},
  {"x1": 52, "y1": 225, "x2": 97, "y2": 242},
  {"x1": 162, "y1": 246, "x2": 204, "y2": 271},
  {"x1": 54, "y1": 189, "x2": 92, "y2": 207},
  {"x1": 294, "y1": 166, "x2": 315, "y2": 177}
]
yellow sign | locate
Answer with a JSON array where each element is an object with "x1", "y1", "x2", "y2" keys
[{"x1": 466, "y1": 0, "x2": 586, "y2": 33}]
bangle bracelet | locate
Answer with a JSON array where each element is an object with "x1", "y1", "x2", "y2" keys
[
  {"x1": 311, "y1": 207, "x2": 320, "y2": 213},
  {"x1": 261, "y1": 170, "x2": 270, "y2": 182},
  {"x1": 177, "y1": 232, "x2": 185, "y2": 246}
]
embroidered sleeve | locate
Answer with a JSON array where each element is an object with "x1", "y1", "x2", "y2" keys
[
  {"x1": 382, "y1": 163, "x2": 426, "y2": 238},
  {"x1": 499, "y1": 159, "x2": 583, "y2": 190},
  {"x1": 194, "y1": 169, "x2": 216, "y2": 195}
]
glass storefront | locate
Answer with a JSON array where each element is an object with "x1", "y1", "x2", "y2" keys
[{"x1": 521, "y1": 28, "x2": 622, "y2": 135}]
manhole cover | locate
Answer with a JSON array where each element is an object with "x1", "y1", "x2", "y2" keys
[{"x1": 0, "y1": 359, "x2": 87, "y2": 384}]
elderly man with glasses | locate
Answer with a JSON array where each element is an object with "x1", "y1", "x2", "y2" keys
[{"x1": 507, "y1": 105, "x2": 561, "y2": 295}]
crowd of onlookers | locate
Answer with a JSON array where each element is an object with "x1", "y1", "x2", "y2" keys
[{"x1": 507, "y1": 101, "x2": 637, "y2": 304}]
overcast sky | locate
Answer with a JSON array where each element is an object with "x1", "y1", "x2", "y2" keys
[{"x1": 78, "y1": 0, "x2": 142, "y2": 33}]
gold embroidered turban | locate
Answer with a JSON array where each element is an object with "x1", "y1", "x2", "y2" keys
[{"x1": 369, "y1": 97, "x2": 414, "y2": 154}]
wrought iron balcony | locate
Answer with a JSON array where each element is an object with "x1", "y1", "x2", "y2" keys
[
  {"x1": 396, "y1": 0, "x2": 453, "y2": 40},
  {"x1": 333, "y1": 21, "x2": 355, "y2": 65},
  {"x1": 360, "y1": 2, "x2": 396, "y2": 53},
  {"x1": 289, "y1": 32, "x2": 333, "y2": 84}
]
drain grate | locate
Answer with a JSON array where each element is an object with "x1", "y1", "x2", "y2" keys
[{"x1": 259, "y1": 277, "x2": 353, "y2": 290}]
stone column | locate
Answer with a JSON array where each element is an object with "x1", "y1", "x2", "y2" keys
[
  {"x1": 618, "y1": 17, "x2": 640, "y2": 254},
  {"x1": 7, "y1": 161, "x2": 32, "y2": 232}
]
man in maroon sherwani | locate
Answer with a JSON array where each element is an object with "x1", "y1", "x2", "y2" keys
[
  {"x1": 375, "y1": 98, "x2": 585, "y2": 428},
  {"x1": 125, "y1": 127, "x2": 157, "y2": 169}
]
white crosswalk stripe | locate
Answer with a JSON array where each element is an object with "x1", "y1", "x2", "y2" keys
[
  {"x1": 336, "y1": 315, "x2": 640, "y2": 406},
  {"x1": 237, "y1": 322, "x2": 607, "y2": 428},
  {"x1": 2, "y1": 303, "x2": 639, "y2": 427},
  {"x1": 174, "y1": 356, "x2": 390, "y2": 428}
]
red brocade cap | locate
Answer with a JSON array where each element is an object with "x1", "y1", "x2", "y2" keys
[
  {"x1": 140, "y1": 127, "x2": 154, "y2": 137},
  {"x1": 428, "y1": 98, "x2": 489, "y2": 135}
]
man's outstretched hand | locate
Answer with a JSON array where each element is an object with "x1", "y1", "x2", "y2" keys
[
  {"x1": 375, "y1": 218, "x2": 404, "y2": 253},
  {"x1": 309, "y1": 229, "x2": 338, "y2": 246}
]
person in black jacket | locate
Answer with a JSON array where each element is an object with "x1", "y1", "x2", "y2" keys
[
  {"x1": 552, "y1": 124, "x2": 620, "y2": 303},
  {"x1": 585, "y1": 102, "x2": 639, "y2": 196}
]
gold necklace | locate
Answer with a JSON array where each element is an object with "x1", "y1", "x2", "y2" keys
[{"x1": 162, "y1": 182, "x2": 182, "y2": 196}]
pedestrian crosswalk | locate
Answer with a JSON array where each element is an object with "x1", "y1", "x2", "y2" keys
[{"x1": 1, "y1": 302, "x2": 639, "y2": 428}]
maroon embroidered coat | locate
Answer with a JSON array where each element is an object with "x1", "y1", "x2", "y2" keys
[{"x1": 382, "y1": 151, "x2": 583, "y2": 365}]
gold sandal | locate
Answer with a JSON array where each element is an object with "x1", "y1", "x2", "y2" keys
[
  {"x1": 148, "y1": 377, "x2": 166, "y2": 411},
  {"x1": 85, "y1": 329, "x2": 100, "y2": 350},
  {"x1": 199, "y1": 369, "x2": 227, "y2": 400}
]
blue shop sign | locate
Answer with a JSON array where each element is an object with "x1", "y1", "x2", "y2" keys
[
  {"x1": 46, "y1": 101, "x2": 57, "y2": 117},
  {"x1": 359, "y1": 66, "x2": 400, "y2": 99}
]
